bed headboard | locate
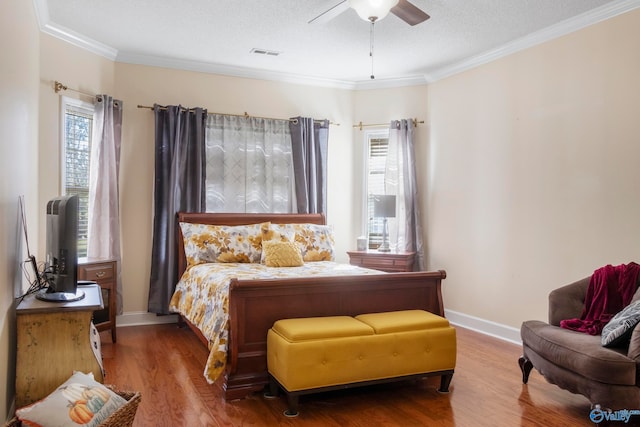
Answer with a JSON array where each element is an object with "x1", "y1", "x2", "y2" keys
[{"x1": 176, "y1": 212, "x2": 326, "y2": 279}]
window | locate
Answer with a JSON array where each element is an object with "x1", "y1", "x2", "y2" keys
[
  {"x1": 61, "y1": 97, "x2": 94, "y2": 257},
  {"x1": 205, "y1": 115, "x2": 294, "y2": 213},
  {"x1": 364, "y1": 129, "x2": 390, "y2": 249}
]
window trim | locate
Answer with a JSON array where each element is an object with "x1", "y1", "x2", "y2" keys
[
  {"x1": 362, "y1": 127, "x2": 390, "y2": 248},
  {"x1": 60, "y1": 96, "x2": 94, "y2": 257}
]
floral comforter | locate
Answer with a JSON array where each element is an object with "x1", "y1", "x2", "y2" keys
[{"x1": 168, "y1": 261, "x2": 384, "y2": 384}]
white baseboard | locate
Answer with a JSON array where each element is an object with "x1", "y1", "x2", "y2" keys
[
  {"x1": 113, "y1": 309, "x2": 522, "y2": 347},
  {"x1": 445, "y1": 309, "x2": 522, "y2": 346},
  {"x1": 115, "y1": 311, "x2": 179, "y2": 327}
]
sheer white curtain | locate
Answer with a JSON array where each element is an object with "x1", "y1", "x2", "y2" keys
[
  {"x1": 205, "y1": 114, "x2": 295, "y2": 212},
  {"x1": 385, "y1": 119, "x2": 425, "y2": 270},
  {"x1": 87, "y1": 95, "x2": 123, "y2": 312}
]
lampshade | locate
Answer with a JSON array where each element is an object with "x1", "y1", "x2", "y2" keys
[
  {"x1": 373, "y1": 195, "x2": 396, "y2": 218},
  {"x1": 348, "y1": 0, "x2": 399, "y2": 22}
]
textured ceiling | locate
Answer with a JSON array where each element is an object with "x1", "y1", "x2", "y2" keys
[{"x1": 39, "y1": 0, "x2": 637, "y2": 87}]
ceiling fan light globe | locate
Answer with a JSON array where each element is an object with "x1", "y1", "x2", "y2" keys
[{"x1": 349, "y1": 0, "x2": 399, "y2": 22}]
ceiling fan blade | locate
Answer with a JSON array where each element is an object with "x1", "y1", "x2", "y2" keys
[
  {"x1": 391, "y1": 0, "x2": 430, "y2": 26},
  {"x1": 308, "y1": 0, "x2": 350, "y2": 24}
]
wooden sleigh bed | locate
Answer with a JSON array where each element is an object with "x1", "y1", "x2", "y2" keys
[{"x1": 173, "y1": 212, "x2": 447, "y2": 400}]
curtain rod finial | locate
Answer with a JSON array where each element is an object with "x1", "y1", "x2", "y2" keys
[{"x1": 54, "y1": 81, "x2": 67, "y2": 93}]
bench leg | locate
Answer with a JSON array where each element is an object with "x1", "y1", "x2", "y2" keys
[
  {"x1": 263, "y1": 375, "x2": 279, "y2": 399},
  {"x1": 438, "y1": 373, "x2": 454, "y2": 393},
  {"x1": 284, "y1": 393, "x2": 300, "y2": 417}
]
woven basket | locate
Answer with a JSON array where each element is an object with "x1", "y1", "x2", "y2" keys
[
  {"x1": 6, "y1": 387, "x2": 141, "y2": 427},
  {"x1": 99, "y1": 388, "x2": 141, "y2": 427}
]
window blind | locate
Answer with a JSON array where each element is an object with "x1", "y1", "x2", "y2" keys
[{"x1": 64, "y1": 107, "x2": 93, "y2": 257}]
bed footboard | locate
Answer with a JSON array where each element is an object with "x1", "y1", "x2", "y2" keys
[{"x1": 225, "y1": 270, "x2": 446, "y2": 400}]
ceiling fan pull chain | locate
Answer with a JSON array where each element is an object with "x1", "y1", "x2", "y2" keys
[{"x1": 370, "y1": 18, "x2": 375, "y2": 79}]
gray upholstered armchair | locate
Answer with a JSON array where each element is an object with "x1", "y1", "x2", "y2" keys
[{"x1": 519, "y1": 276, "x2": 640, "y2": 409}]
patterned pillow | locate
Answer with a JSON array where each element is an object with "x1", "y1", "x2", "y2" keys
[
  {"x1": 16, "y1": 371, "x2": 127, "y2": 427},
  {"x1": 270, "y1": 223, "x2": 335, "y2": 262},
  {"x1": 602, "y1": 300, "x2": 640, "y2": 347},
  {"x1": 262, "y1": 240, "x2": 304, "y2": 267},
  {"x1": 180, "y1": 222, "x2": 268, "y2": 266}
]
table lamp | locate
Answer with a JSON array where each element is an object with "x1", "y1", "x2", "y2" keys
[{"x1": 373, "y1": 195, "x2": 396, "y2": 252}]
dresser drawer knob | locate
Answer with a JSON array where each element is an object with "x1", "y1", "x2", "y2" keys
[{"x1": 95, "y1": 271, "x2": 106, "y2": 278}]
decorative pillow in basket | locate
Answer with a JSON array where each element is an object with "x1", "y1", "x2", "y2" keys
[{"x1": 13, "y1": 371, "x2": 140, "y2": 427}]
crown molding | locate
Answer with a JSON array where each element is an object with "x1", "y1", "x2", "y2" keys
[
  {"x1": 352, "y1": 74, "x2": 428, "y2": 90},
  {"x1": 115, "y1": 52, "x2": 358, "y2": 90},
  {"x1": 116, "y1": 52, "x2": 429, "y2": 90},
  {"x1": 34, "y1": 0, "x2": 118, "y2": 61},
  {"x1": 33, "y1": 0, "x2": 640, "y2": 89},
  {"x1": 32, "y1": 0, "x2": 48, "y2": 29},
  {"x1": 425, "y1": 0, "x2": 640, "y2": 82},
  {"x1": 41, "y1": 22, "x2": 118, "y2": 61}
]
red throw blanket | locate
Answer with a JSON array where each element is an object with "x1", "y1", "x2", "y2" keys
[{"x1": 560, "y1": 262, "x2": 640, "y2": 335}]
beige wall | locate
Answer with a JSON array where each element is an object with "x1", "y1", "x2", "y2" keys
[
  {"x1": 427, "y1": 8, "x2": 640, "y2": 327},
  {"x1": 0, "y1": 0, "x2": 40, "y2": 420}
]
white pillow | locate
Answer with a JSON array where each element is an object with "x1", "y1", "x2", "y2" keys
[{"x1": 16, "y1": 371, "x2": 127, "y2": 427}]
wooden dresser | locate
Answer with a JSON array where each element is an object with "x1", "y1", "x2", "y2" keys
[
  {"x1": 15, "y1": 284, "x2": 104, "y2": 407},
  {"x1": 78, "y1": 257, "x2": 117, "y2": 342},
  {"x1": 347, "y1": 250, "x2": 416, "y2": 273}
]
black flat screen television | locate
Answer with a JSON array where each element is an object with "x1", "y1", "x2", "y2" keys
[{"x1": 36, "y1": 195, "x2": 84, "y2": 302}]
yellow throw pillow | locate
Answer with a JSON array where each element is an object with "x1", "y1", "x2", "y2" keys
[{"x1": 263, "y1": 240, "x2": 304, "y2": 267}]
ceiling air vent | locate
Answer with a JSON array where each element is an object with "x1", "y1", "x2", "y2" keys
[{"x1": 250, "y1": 48, "x2": 281, "y2": 57}]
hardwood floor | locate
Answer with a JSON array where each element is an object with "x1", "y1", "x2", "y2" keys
[{"x1": 100, "y1": 324, "x2": 619, "y2": 426}]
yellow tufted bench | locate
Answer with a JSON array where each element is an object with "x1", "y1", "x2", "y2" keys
[{"x1": 266, "y1": 309, "x2": 457, "y2": 416}]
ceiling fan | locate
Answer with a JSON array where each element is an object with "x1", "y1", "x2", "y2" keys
[{"x1": 309, "y1": 0, "x2": 430, "y2": 26}]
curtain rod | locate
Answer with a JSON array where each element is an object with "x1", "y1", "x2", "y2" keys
[
  {"x1": 136, "y1": 104, "x2": 338, "y2": 126},
  {"x1": 353, "y1": 118, "x2": 424, "y2": 131},
  {"x1": 53, "y1": 80, "x2": 97, "y2": 98}
]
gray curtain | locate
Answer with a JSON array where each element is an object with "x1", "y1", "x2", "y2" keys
[
  {"x1": 289, "y1": 117, "x2": 329, "y2": 214},
  {"x1": 148, "y1": 105, "x2": 207, "y2": 314},
  {"x1": 87, "y1": 95, "x2": 123, "y2": 313},
  {"x1": 386, "y1": 119, "x2": 425, "y2": 271}
]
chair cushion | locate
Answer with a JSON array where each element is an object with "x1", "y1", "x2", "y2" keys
[{"x1": 521, "y1": 320, "x2": 636, "y2": 386}]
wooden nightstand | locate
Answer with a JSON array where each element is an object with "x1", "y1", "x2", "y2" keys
[
  {"x1": 347, "y1": 250, "x2": 416, "y2": 273},
  {"x1": 16, "y1": 284, "x2": 104, "y2": 407},
  {"x1": 78, "y1": 257, "x2": 117, "y2": 342}
]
